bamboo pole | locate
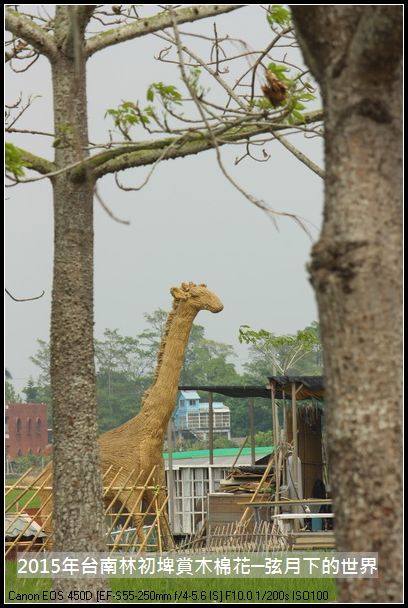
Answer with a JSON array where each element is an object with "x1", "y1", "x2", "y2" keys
[
  {"x1": 22, "y1": 503, "x2": 54, "y2": 555},
  {"x1": 5, "y1": 469, "x2": 52, "y2": 534},
  {"x1": 6, "y1": 467, "x2": 50, "y2": 513},
  {"x1": 5, "y1": 468, "x2": 34, "y2": 497},
  {"x1": 271, "y1": 382, "x2": 278, "y2": 452},
  {"x1": 107, "y1": 469, "x2": 148, "y2": 553},
  {"x1": 108, "y1": 466, "x2": 158, "y2": 549},
  {"x1": 249, "y1": 398, "x2": 255, "y2": 466},
  {"x1": 161, "y1": 508, "x2": 176, "y2": 551},
  {"x1": 291, "y1": 382, "x2": 298, "y2": 490},
  {"x1": 125, "y1": 478, "x2": 164, "y2": 548},
  {"x1": 230, "y1": 435, "x2": 248, "y2": 473},
  {"x1": 155, "y1": 495, "x2": 163, "y2": 553},
  {"x1": 5, "y1": 480, "x2": 54, "y2": 557},
  {"x1": 103, "y1": 466, "x2": 127, "y2": 512},
  {"x1": 135, "y1": 494, "x2": 169, "y2": 555},
  {"x1": 274, "y1": 446, "x2": 282, "y2": 516},
  {"x1": 238, "y1": 450, "x2": 278, "y2": 524},
  {"x1": 104, "y1": 467, "x2": 139, "y2": 523}
]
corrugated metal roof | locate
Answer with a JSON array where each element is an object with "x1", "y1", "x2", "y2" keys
[
  {"x1": 163, "y1": 446, "x2": 272, "y2": 460},
  {"x1": 179, "y1": 390, "x2": 201, "y2": 400},
  {"x1": 164, "y1": 447, "x2": 274, "y2": 469},
  {"x1": 5, "y1": 514, "x2": 46, "y2": 538}
]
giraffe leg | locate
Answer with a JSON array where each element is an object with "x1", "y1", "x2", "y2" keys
[{"x1": 149, "y1": 464, "x2": 174, "y2": 551}]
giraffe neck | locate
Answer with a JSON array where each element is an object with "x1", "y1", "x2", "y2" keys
[{"x1": 139, "y1": 303, "x2": 197, "y2": 436}]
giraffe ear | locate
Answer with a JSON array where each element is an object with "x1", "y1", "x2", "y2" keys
[{"x1": 171, "y1": 286, "x2": 189, "y2": 301}]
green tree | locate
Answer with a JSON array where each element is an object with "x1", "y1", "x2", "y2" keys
[
  {"x1": 255, "y1": 430, "x2": 274, "y2": 447},
  {"x1": 30, "y1": 339, "x2": 50, "y2": 386},
  {"x1": 95, "y1": 328, "x2": 152, "y2": 432},
  {"x1": 137, "y1": 310, "x2": 241, "y2": 386},
  {"x1": 5, "y1": 369, "x2": 20, "y2": 402},
  {"x1": 181, "y1": 323, "x2": 240, "y2": 385},
  {"x1": 29, "y1": 339, "x2": 52, "y2": 425},
  {"x1": 237, "y1": 323, "x2": 322, "y2": 439},
  {"x1": 137, "y1": 309, "x2": 168, "y2": 374},
  {"x1": 22, "y1": 377, "x2": 40, "y2": 402},
  {"x1": 240, "y1": 321, "x2": 322, "y2": 382}
]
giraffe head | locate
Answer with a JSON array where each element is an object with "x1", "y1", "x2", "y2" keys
[{"x1": 170, "y1": 282, "x2": 223, "y2": 313}]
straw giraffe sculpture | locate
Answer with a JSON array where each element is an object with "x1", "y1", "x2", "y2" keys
[{"x1": 39, "y1": 282, "x2": 223, "y2": 543}]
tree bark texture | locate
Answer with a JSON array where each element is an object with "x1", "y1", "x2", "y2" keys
[
  {"x1": 50, "y1": 7, "x2": 105, "y2": 598},
  {"x1": 292, "y1": 6, "x2": 402, "y2": 602}
]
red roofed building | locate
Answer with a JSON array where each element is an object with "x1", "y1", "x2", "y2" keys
[{"x1": 5, "y1": 403, "x2": 49, "y2": 459}]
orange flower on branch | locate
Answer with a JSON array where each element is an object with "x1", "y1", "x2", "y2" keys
[{"x1": 262, "y1": 70, "x2": 287, "y2": 107}]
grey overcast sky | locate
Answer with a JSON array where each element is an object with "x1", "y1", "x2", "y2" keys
[{"x1": 5, "y1": 5, "x2": 324, "y2": 393}]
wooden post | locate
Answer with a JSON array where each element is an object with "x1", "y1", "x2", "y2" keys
[
  {"x1": 208, "y1": 392, "x2": 214, "y2": 466},
  {"x1": 249, "y1": 398, "x2": 255, "y2": 465},
  {"x1": 239, "y1": 454, "x2": 276, "y2": 524},
  {"x1": 291, "y1": 382, "x2": 299, "y2": 532},
  {"x1": 291, "y1": 382, "x2": 298, "y2": 491},
  {"x1": 271, "y1": 382, "x2": 278, "y2": 452},
  {"x1": 275, "y1": 394, "x2": 280, "y2": 449}
]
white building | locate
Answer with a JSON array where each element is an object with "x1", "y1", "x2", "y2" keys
[
  {"x1": 174, "y1": 390, "x2": 231, "y2": 440},
  {"x1": 164, "y1": 446, "x2": 272, "y2": 535}
]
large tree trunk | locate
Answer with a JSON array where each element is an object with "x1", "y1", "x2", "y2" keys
[
  {"x1": 291, "y1": 6, "x2": 403, "y2": 602},
  {"x1": 50, "y1": 7, "x2": 105, "y2": 597}
]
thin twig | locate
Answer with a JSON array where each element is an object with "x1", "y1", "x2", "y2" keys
[
  {"x1": 5, "y1": 288, "x2": 45, "y2": 302},
  {"x1": 169, "y1": 10, "x2": 313, "y2": 239},
  {"x1": 272, "y1": 130, "x2": 325, "y2": 179},
  {"x1": 94, "y1": 187, "x2": 130, "y2": 225}
]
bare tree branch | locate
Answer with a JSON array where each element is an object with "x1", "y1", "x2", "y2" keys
[
  {"x1": 272, "y1": 130, "x2": 325, "y2": 178},
  {"x1": 6, "y1": 127, "x2": 55, "y2": 137},
  {"x1": 5, "y1": 288, "x2": 45, "y2": 302},
  {"x1": 85, "y1": 5, "x2": 245, "y2": 57},
  {"x1": 88, "y1": 111, "x2": 322, "y2": 179},
  {"x1": 5, "y1": 8, "x2": 57, "y2": 61},
  {"x1": 157, "y1": 30, "x2": 247, "y2": 110},
  {"x1": 169, "y1": 8, "x2": 313, "y2": 237},
  {"x1": 94, "y1": 187, "x2": 130, "y2": 225},
  {"x1": 5, "y1": 94, "x2": 40, "y2": 130}
]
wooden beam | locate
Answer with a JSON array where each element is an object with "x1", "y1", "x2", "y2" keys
[{"x1": 249, "y1": 398, "x2": 255, "y2": 466}]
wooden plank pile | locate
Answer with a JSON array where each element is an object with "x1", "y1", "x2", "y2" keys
[
  {"x1": 219, "y1": 465, "x2": 275, "y2": 495},
  {"x1": 287, "y1": 531, "x2": 336, "y2": 550}
]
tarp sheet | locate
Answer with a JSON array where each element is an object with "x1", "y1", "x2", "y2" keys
[{"x1": 179, "y1": 376, "x2": 324, "y2": 402}]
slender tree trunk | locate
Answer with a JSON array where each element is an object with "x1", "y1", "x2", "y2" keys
[
  {"x1": 50, "y1": 7, "x2": 105, "y2": 598},
  {"x1": 292, "y1": 6, "x2": 403, "y2": 602}
]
